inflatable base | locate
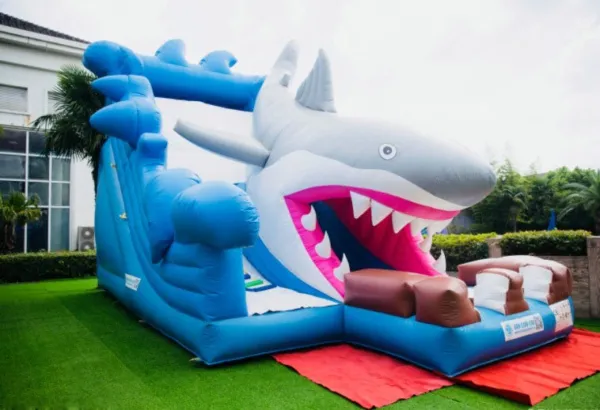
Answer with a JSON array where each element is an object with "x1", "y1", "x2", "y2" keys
[
  {"x1": 345, "y1": 299, "x2": 573, "y2": 377},
  {"x1": 99, "y1": 265, "x2": 573, "y2": 376},
  {"x1": 98, "y1": 267, "x2": 345, "y2": 365}
]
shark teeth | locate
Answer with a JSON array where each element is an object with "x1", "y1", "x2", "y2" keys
[
  {"x1": 294, "y1": 191, "x2": 454, "y2": 286},
  {"x1": 419, "y1": 234, "x2": 433, "y2": 253},
  {"x1": 371, "y1": 200, "x2": 393, "y2": 226},
  {"x1": 315, "y1": 232, "x2": 332, "y2": 258},
  {"x1": 348, "y1": 191, "x2": 453, "y2": 237},
  {"x1": 433, "y1": 251, "x2": 446, "y2": 274},
  {"x1": 410, "y1": 219, "x2": 428, "y2": 236},
  {"x1": 301, "y1": 205, "x2": 317, "y2": 231},
  {"x1": 333, "y1": 254, "x2": 350, "y2": 280},
  {"x1": 392, "y1": 211, "x2": 412, "y2": 233},
  {"x1": 350, "y1": 192, "x2": 371, "y2": 218}
]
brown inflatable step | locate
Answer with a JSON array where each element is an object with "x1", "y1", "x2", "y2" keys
[
  {"x1": 344, "y1": 269, "x2": 426, "y2": 317},
  {"x1": 457, "y1": 255, "x2": 572, "y2": 304},
  {"x1": 413, "y1": 276, "x2": 481, "y2": 328},
  {"x1": 473, "y1": 268, "x2": 529, "y2": 315}
]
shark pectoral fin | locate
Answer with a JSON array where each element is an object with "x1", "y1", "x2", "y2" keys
[
  {"x1": 295, "y1": 49, "x2": 336, "y2": 113},
  {"x1": 174, "y1": 119, "x2": 270, "y2": 167}
]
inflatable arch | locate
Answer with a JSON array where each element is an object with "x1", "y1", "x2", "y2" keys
[{"x1": 83, "y1": 39, "x2": 574, "y2": 377}]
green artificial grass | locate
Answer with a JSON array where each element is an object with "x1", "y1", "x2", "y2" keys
[{"x1": 0, "y1": 278, "x2": 599, "y2": 409}]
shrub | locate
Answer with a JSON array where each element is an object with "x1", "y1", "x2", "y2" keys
[
  {"x1": 431, "y1": 233, "x2": 497, "y2": 272},
  {"x1": 0, "y1": 251, "x2": 96, "y2": 284},
  {"x1": 500, "y1": 230, "x2": 591, "y2": 256}
]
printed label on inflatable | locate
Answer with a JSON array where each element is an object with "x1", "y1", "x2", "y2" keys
[
  {"x1": 550, "y1": 299, "x2": 573, "y2": 332},
  {"x1": 501, "y1": 313, "x2": 544, "y2": 342},
  {"x1": 125, "y1": 274, "x2": 141, "y2": 291}
]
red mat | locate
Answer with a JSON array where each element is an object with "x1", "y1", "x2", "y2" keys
[
  {"x1": 456, "y1": 328, "x2": 600, "y2": 405},
  {"x1": 273, "y1": 329, "x2": 600, "y2": 408},
  {"x1": 273, "y1": 344, "x2": 453, "y2": 408}
]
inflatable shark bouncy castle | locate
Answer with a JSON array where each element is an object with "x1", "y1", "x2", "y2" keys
[{"x1": 83, "y1": 39, "x2": 575, "y2": 377}]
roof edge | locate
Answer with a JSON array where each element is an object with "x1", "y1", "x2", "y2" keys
[
  {"x1": 0, "y1": 12, "x2": 89, "y2": 44},
  {"x1": 0, "y1": 26, "x2": 86, "y2": 58}
]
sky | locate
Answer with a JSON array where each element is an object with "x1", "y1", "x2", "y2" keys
[{"x1": 1, "y1": 0, "x2": 599, "y2": 181}]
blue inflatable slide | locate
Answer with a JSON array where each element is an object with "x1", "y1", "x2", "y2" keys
[{"x1": 83, "y1": 38, "x2": 575, "y2": 377}]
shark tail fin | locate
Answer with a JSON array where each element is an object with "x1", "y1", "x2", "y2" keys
[
  {"x1": 268, "y1": 40, "x2": 299, "y2": 88},
  {"x1": 295, "y1": 49, "x2": 336, "y2": 113}
]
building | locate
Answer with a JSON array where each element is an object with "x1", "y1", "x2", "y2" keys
[{"x1": 0, "y1": 13, "x2": 95, "y2": 252}]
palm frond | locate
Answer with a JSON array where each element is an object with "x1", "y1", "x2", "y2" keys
[
  {"x1": 0, "y1": 192, "x2": 41, "y2": 226},
  {"x1": 563, "y1": 182, "x2": 589, "y2": 191},
  {"x1": 30, "y1": 65, "x2": 106, "y2": 193}
]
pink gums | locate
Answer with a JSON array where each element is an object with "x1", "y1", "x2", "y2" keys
[
  {"x1": 284, "y1": 186, "x2": 460, "y2": 297},
  {"x1": 287, "y1": 186, "x2": 459, "y2": 220},
  {"x1": 286, "y1": 199, "x2": 346, "y2": 296}
]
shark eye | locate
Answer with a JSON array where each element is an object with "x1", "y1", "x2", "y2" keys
[{"x1": 379, "y1": 144, "x2": 397, "y2": 160}]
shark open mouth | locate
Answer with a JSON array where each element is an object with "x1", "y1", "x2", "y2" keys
[{"x1": 285, "y1": 186, "x2": 460, "y2": 297}]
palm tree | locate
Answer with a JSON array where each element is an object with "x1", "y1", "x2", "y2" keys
[
  {"x1": 0, "y1": 192, "x2": 42, "y2": 253},
  {"x1": 499, "y1": 184, "x2": 528, "y2": 232},
  {"x1": 559, "y1": 170, "x2": 600, "y2": 234},
  {"x1": 31, "y1": 65, "x2": 106, "y2": 193}
]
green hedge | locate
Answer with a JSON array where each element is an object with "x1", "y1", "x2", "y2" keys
[
  {"x1": 0, "y1": 251, "x2": 96, "y2": 284},
  {"x1": 500, "y1": 230, "x2": 591, "y2": 256},
  {"x1": 431, "y1": 233, "x2": 497, "y2": 272},
  {"x1": 0, "y1": 230, "x2": 591, "y2": 283}
]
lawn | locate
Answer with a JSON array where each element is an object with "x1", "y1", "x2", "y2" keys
[{"x1": 1, "y1": 278, "x2": 600, "y2": 409}]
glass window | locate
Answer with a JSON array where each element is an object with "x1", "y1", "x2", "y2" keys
[
  {"x1": 0, "y1": 181, "x2": 25, "y2": 198},
  {"x1": 0, "y1": 154, "x2": 25, "y2": 178},
  {"x1": 14, "y1": 223, "x2": 25, "y2": 253},
  {"x1": 0, "y1": 128, "x2": 26, "y2": 153},
  {"x1": 28, "y1": 156, "x2": 49, "y2": 180},
  {"x1": 27, "y1": 209, "x2": 48, "y2": 252},
  {"x1": 29, "y1": 132, "x2": 47, "y2": 155},
  {"x1": 51, "y1": 158, "x2": 70, "y2": 181},
  {"x1": 28, "y1": 182, "x2": 48, "y2": 206},
  {"x1": 51, "y1": 183, "x2": 69, "y2": 206},
  {"x1": 50, "y1": 208, "x2": 70, "y2": 251}
]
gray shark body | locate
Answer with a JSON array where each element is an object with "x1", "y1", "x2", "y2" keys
[{"x1": 174, "y1": 41, "x2": 496, "y2": 300}]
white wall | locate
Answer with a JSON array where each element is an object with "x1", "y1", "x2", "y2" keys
[
  {"x1": 0, "y1": 40, "x2": 95, "y2": 251},
  {"x1": 69, "y1": 158, "x2": 95, "y2": 249}
]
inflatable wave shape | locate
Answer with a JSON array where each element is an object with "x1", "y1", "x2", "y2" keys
[
  {"x1": 83, "y1": 39, "x2": 264, "y2": 111},
  {"x1": 86, "y1": 39, "x2": 575, "y2": 376}
]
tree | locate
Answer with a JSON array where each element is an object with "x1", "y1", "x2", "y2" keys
[
  {"x1": 31, "y1": 65, "x2": 106, "y2": 193},
  {"x1": 466, "y1": 161, "x2": 598, "y2": 234},
  {"x1": 469, "y1": 159, "x2": 529, "y2": 233},
  {"x1": 498, "y1": 183, "x2": 528, "y2": 232},
  {"x1": 558, "y1": 169, "x2": 600, "y2": 234},
  {"x1": 521, "y1": 174, "x2": 556, "y2": 230},
  {"x1": 0, "y1": 192, "x2": 42, "y2": 253}
]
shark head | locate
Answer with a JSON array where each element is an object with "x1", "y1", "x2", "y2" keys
[{"x1": 174, "y1": 41, "x2": 496, "y2": 301}]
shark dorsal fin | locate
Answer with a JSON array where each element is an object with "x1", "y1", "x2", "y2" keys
[
  {"x1": 295, "y1": 49, "x2": 336, "y2": 113},
  {"x1": 269, "y1": 40, "x2": 299, "y2": 88}
]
